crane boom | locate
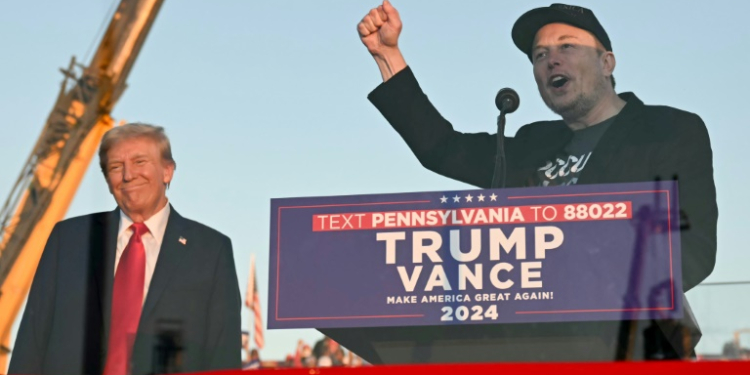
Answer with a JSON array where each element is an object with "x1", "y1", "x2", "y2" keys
[{"x1": 0, "y1": 0, "x2": 164, "y2": 368}]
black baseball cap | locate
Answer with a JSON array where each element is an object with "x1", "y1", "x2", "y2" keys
[{"x1": 512, "y1": 4, "x2": 611, "y2": 61}]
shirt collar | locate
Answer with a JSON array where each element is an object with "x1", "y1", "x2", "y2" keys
[{"x1": 117, "y1": 201, "x2": 171, "y2": 246}]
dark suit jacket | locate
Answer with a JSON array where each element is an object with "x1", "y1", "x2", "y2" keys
[{"x1": 9, "y1": 206, "x2": 242, "y2": 375}]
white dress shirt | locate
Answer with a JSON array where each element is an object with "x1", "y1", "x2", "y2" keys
[{"x1": 114, "y1": 202, "x2": 170, "y2": 304}]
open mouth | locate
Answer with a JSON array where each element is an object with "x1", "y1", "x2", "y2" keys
[{"x1": 549, "y1": 75, "x2": 569, "y2": 89}]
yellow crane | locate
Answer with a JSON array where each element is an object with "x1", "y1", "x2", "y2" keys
[{"x1": 0, "y1": 0, "x2": 164, "y2": 368}]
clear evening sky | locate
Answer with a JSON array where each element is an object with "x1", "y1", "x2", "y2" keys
[{"x1": 1, "y1": 0, "x2": 748, "y2": 360}]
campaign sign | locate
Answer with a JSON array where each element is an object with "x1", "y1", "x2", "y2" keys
[{"x1": 268, "y1": 181, "x2": 682, "y2": 329}]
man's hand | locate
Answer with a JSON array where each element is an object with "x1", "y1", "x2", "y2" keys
[
  {"x1": 357, "y1": 1, "x2": 407, "y2": 81},
  {"x1": 358, "y1": 0, "x2": 401, "y2": 56}
]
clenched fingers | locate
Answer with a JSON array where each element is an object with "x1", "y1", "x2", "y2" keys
[
  {"x1": 360, "y1": 14, "x2": 377, "y2": 34},
  {"x1": 369, "y1": 7, "x2": 386, "y2": 27},
  {"x1": 357, "y1": 22, "x2": 372, "y2": 37}
]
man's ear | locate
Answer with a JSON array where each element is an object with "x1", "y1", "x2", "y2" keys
[
  {"x1": 602, "y1": 51, "x2": 616, "y2": 80},
  {"x1": 103, "y1": 172, "x2": 115, "y2": 194},
  {"x1": 163, "y1": 162, "x2": 175, "y2": 188}
]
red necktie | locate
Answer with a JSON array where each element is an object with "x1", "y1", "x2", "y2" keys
[{"x1": 104, "y1": 223, "x2": 148, "y2": 375}]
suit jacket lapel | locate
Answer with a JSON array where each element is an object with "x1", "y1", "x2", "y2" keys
[
  {"x1": 95, "y1": 208, "x2": 119, "y2": 349},
  {"x1": 578, "y1": 92, "x2": 644, "y2": 184},
  {"x1": 140, "y1": 205, "x2": 189, "y2": 322}
]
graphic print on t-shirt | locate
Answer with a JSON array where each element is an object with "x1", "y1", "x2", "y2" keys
[
  {"x1": 538, "y1": 153, "x2": 592, "y2": 186},
  {"x1": 536, "y1": 115, "x2": 617, "y2": 187}
]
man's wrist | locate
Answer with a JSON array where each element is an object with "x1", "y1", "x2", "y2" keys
[{"x1": 374, "y1": 48, "x2": 407, "y2": 82}]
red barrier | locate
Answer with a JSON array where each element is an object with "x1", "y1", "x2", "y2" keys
[{"x1": 202, "y1": 361, "x2": 750, "y2": 375}]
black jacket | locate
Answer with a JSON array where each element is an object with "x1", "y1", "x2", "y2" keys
[
  {"x1": 9, "y1": 206, "x2": 242, "y2": 375},
  {"x1": 369, "y1": 67, "x2": 717, "y2": 292}
]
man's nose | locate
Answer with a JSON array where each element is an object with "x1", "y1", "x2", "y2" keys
[
  {"x1": 123, "y1": 164, "x2": 134, "y2": 181},
  {"x1": 547, "y1": 49, "x2": 562, "y2": 69}
]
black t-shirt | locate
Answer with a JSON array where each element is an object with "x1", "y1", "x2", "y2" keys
[{"x1": 536, "y1": 115, "x2": 617, "y2": 187}]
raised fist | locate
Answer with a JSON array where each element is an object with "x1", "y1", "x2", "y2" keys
[{"x1": 357, "y1": 0, "x2": 402, "y2": 57}]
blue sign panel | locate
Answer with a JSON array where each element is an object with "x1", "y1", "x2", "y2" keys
[{"x1": 268, "y1": 181, "x2": 682, "y2": 329}]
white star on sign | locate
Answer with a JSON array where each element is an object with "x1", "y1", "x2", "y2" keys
[
  {"x1": 465, "y1": 194, "x2": 473, "y2": 202},
  {"x1": 440, "y1": 196, "x2": 448, "y2": 203},
  {"x1": 490, "y1": 193, "x2": 498, "y2": 201},
  {"x1": 453, "y1": 195, "x2": 461, "y2": 203},
  {"x1": 478, "y1": 194, "x2": 485, "y2": 202}
]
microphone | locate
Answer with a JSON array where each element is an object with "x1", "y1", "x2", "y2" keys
[
  {"x1": 495, "y1": 88, "x2": 520, "y2": 114},
  {"x1": 491, "y1": 88, "x2": 520, "y2": 189}
]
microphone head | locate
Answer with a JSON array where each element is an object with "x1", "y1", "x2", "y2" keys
[{"x1": 495, "y1": 88, "x2": 520, "y2": 114}]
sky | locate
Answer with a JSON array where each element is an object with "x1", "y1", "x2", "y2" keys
[{"x1": 1, "y1": 0, "x2": 749, "y2": 362}]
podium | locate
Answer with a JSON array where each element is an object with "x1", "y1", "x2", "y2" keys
[
  {"x1": 320, "y1": 319, "x2": 686, "y2": 364},
  {"x1": 269, "y1": 182, "x2": 691, "y2": 364}
]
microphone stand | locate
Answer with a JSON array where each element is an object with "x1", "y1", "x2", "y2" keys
[{"x1": 491, "y1": 109, "x2": 509, "y2": 189}]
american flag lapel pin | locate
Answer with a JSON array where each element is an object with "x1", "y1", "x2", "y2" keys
[{"x1": 178, "y1": 236, "x2": 187, "y2": 245}]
